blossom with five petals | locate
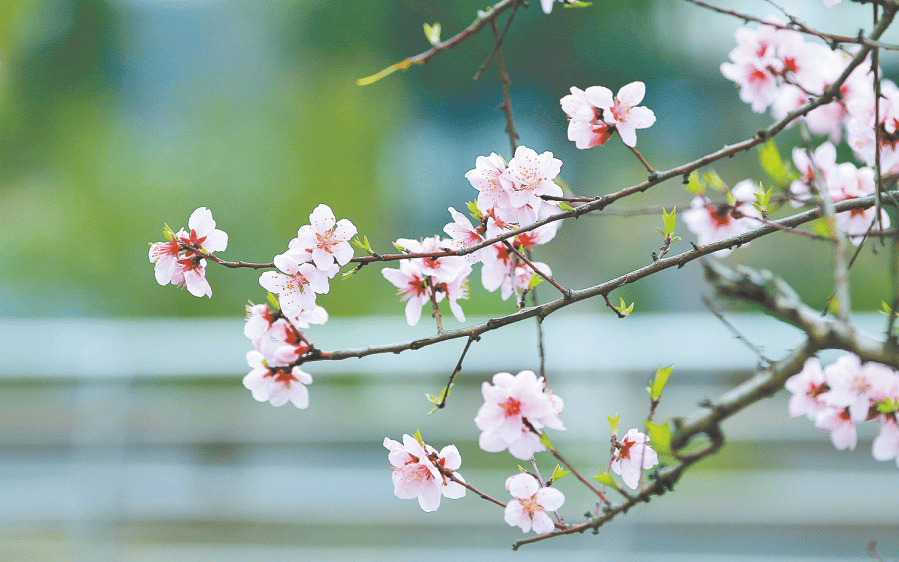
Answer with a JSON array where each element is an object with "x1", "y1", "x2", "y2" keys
[
  {"x1": 504, "y1": 473, "x2": 564, "y2": 534},
  {"x1": 383, "y1": 434, "x2": 466, "y2": 512}
]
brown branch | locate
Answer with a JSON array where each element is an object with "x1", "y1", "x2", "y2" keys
[
  {"x1": 684, "y1": 0, "x2": 899, "y2": 51},
  {"x1": 434, "y1": 335, "x2": 479, "y2": 409},
  {"x1": 301, "y1": 193, "x2": 893, "y2": 366},
  {"x1": 474, "y1": 0, "x2": 522, "y2": 81},
  {"x1": 357, "y1": 0, "x2": 521, "y2": 86},
  {"x1": 503, "y1": 241, "x2": 568, "y2": 296},
  {"x1": 490, "y1": 18, "x2": 519, "y2": 154}
]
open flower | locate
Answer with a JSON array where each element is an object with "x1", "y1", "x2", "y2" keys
[
  {"x1": 383, "y1": 434, "x2": 466, "y2": 512},
  {"x1": 242, "y1": 350, "x2": 312, "y2": 409},
  {"x1": 584, "y1": 81, "x2": 656, "y2": 147},
  {"x1": 610, "y1": 429, "x2": 659, "y2": 489},
  {"x1": 293, "y1": 204, "x2": 357, "y2": 270},
  {"x1": 475, "y1": 370, "x2": 564, "y2": 459},
  {"x1": 504, "y1": 473, "x2": 564, "y2": 534}
]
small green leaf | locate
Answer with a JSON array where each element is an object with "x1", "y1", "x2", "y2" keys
[
  {"x1": 559, "y1": 202, "x2": 576, "y2": 212},
  {"x1": 518, "y1": 464, "x2": 527, "y2": 473},
  {"x1": 758, "y1": 140, "x2": 791, "y2": 186},
  {"x1": 539, "y1": 432, "x2": 553, "y2": 450},
  {"x1": 413, "y1": 429, "x2": 425, "y2": 449},
  {"x1": 528, "y1": 275, "x2": 544, "y2": 290},
  {"x1": 163, "y1": 223, "x2": 176, "y2": 241},
  {"x1": 426, "y1": 393, "x2": 438, "y2": 405},
  {"x1": 594, "y1": 471, "x2": 618, "y2": 488},
  {"x1": 616, "y1": 298, "x2": 634, "y2": 317},
  {"x1": 876, "y1": 396, "x2": 899, "y2": 414},
  {"x1": 423, "y1": 22, "x2": 441, "y2": 46},
  {"x1": 562, "y1": 0, "x2": 592, "y2": 7},
  {"x1": 662, "y1": 207, "x2": 677, "y2": 236},
  {"x1": 882, "y1": 301, "x2": 893, "y2": 315},
  {"x1": 356, "y1": 59, "x2": 416, "y2": 86},
  {"x1": 465, "y1": 201, "x2": 484, "y2": 221},
  {"x1": 607, "y1": 414, "x2": 620, "y2": 436},
  {"x1": 671, "y1": 236, "x2": 681, "y2": 243},
  {"x1": 648, "y1": 365, "x2": 673, "y2": 402},
  {"x1": 645, "y1": 421, "x2": 672, "y2": 456},
  {"x1": 266, "y1": 292, "x2": 281, "y2": 312},
  {"x1": 393, "y1": 242, "x2": 407, "y2": 253},
  {"x1": 341, "y1": 267, "x2": 359, "y2": 279},
  {"x1": 703, "y1": 171, "x2": 728, "y2": 192},
  {"x1": 725, "y1": 190, "x2": 737, "y2": 207},
  {"x1": 551, "y1": 464, "x2": 570, "y2": 481},
  {"x1": 685, "y1": 171, "x2": 705, "y2": 195},
  {"x1": 810, "y1": 218, "x2": 834, "y2": 238}
]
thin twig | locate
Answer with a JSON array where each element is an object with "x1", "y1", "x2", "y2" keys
[
  {"x1": 701, "y1": 294, "x2": 772, "y2": 366},
  {"x1": 473, "y1": 0, "x2": 522, "y2": 80},
  {"x1": 490, "y1": 18, "x2": 519, "y2": 154},
  {"x1": 503, "y1": 241, "x2": 568, "y2": 295},
  {"x1": 435, "y1": 335, "x2": 479, "y2": 409}
]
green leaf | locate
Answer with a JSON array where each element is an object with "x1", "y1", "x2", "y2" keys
[
  {"x1": 341, "y1": 267, "x2": 359, "y2": 279},
  {"x1": 594, "y1": 471, "x2": 618, "y2": 488},
  {"x1": 607, "y1": 414, "x2": 620, "y2": 436},
  {"x1": 758, "y1": 140, "x2": 791, "y2": 186},
  {"x1": 393, "y1": 242, "x2": 407, "y2": 253},
  {"x1": 518, "y1": 464, "x2": 526, "y2": 473},
  {"x1": 356, "y1": 59, "x2": 416, "y2": 86},
  {"x1": 559, "y1": 202, "x2": 576, "y2": 212},
  {"x1": 881, "y1": 301, "x2": 893, "y2": 315},
  {"x1": 551, "y1": 464, "x2": 570, "y2": 481},
  {"x1": 725, "y1": 190, "x2": 737, "y2": 207},
  {"x1": 648, "y1": 365, "x2": 673, "y2": 402},
  {"x1": 616, "y1": 298, "x2": 634, "y2": 317},
  {"x1": 671, "y1": 236, "x2": 681, "y2": 243},
  {"x1": 645, "y1": 421, "x2": 672, "y2": 456},
  {"x1": 810, "y1": 218, "x2": 835, "y2": 238},
  {"x1": 528, "y1": 275, "x2": 544, "y2": 290},
  {"x1": 562, "y1": 0, "x2": 592, "y2": 7},
  {"x1": 662, "y1": 207, "x2": 676, "y2": 236},
  {"x1": 539, "y1": 432, "x2": 553, "y2": 450},
  {"x1": 266, "y1": 292, "x2": 281, "y2": 312},
  {"x1": 703, "y1": 171, "x2": 728, "y2": 193},
  {"x1": 413, "y1": 429, "x2": 426, "y2": 449},
  {"x1": 876, "y1": 397, "x2": 899, "y2": 414},
  {"x1": 465, "y1": 201, "x2": 484, "y2": 221},
  {"x1": 685, "y1": 171, "x2": 705, "y2": 196},
  {"x1": 423, "y1": 22, "x2": 441, "y2": 46},
  {"x1": 163, "y1": 223, "x2": 176, "y2": 241}
]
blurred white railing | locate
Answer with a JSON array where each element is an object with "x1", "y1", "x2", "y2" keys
[{"x1": 0, "y1": 313, "x2": 895, "y2": 562}]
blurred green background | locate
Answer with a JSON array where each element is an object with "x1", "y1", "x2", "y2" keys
[
  {"x1": 2, "y1": 2, "x2": 899, "y2": 560},
  {"x1": 0, "y1": 0, "x2": 896, "y2": 322}
]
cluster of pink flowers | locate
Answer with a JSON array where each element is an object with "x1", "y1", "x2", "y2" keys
[
  {"x1": 789, "y1": 141, "x2": 890, "y2": 243},
  {"x1": 242, "y1": 303, "x2": 316, "y2": 408},
  {"x1": 383, "y1": 434, "x2": 466, "y2": 512},
  {"x1": 682, "y1": 179, "x2": 761, "y2": 256},
  {"x1": 610, "y1": 428, "x2": 659, "y2": 489},
  {"x1": 382, "y1": 146, "x2": 563, "y2": 324},
  {"x1": 721, "y1": 20, "x2": 899, "y2": 173},
  {"x1": 381, "y1": 236, "x2": 472, "y2": 326},
  {"x1": 474, "y1": 370, "x2": 565, "y2": 459},
  {"x1": 560, "y1": 81, "x2": 656, "y2": 149},
  {"x1": 149, "y1": 207, "x2": 228, "y2": 298},
  {"x1": 260, "y1": 204, "x2": 356, "y2": 327},
  {"x1": 787, "y1": 354, "x2": 899, "y2": 465},
  {"x1": 504, "y1": 473, "x2": 564, "y2": 534}
]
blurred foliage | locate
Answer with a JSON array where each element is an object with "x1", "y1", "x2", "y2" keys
[{"x1": 0, "y1": 0, "x2": 895, "y2": 319}]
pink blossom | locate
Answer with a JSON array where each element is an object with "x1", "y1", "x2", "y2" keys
[
  {"x1": 383, "y1": 434, "x2": 466, "y2": 512},
  {"x1": 815, "y1": 406, "x2": 859, "y2": 450},
  {"x1": 255, "y1": 318, "x2": 309, "y2": 367},
  {"x1": 504, "y1": 473, "x2": 564, "y2": 534},
  {"x1": 443, "y1": 206, "x2": 487, "y2": 263},
  {"x1": 381, "y1": 259, "x2": 433, "y2": 326},
  {"x1": 149, "y1": 239, "x2": 182, "y2": 286},
  {"x1": 682, "y1": 180, "x2": 761, "y2": 256},
  {"x1": 789, "y1": 142, "x2": 837, "y2": 207},
  {"x1": 244, "y1": 303, "x2": 275, "y2": 340},
  {"x1": 282, "y1": 305, "x2": 328, "y2": 331},
  {"x1": 500, "y1": 146, "x2": 563, "y2": 221},
  {"x1": 785, "y1": 357, "x2": 829, "y2": 419},
  {"x1": 465, "y1": 153, "x2": 511, "y2": 217},
  {"x1": 259, "y1": 253, "x2": 330, "y2": 313},
  {"x1": 610, "y1": 428, "x2": 659, "y2": 490},
  {"x1": 823, "y1": 353, "x2": 876, "y2": 421},
  {"x1": 583, "y1": 82, "x2": 656, "y2": 147},
  {"x1": 474, "y1": 370, "x2": 564, "y2": 460},
  {"x1": 242, "y1": 350, "x2": 312, "y2": 409},
  {"x1": 171, "y1": 255, "x2": 212, "y2": 298},
  {"x1": 293, "y1": 204, "x2": 357, "y2": 270},
  {"x1": 560, "y1": 86, "x2": 614, "y2": 149},
  {"x1": 185, "y1": 207, "x2": 228, "y2": 254},
  {"x1": 872, "y1": 421, "x2": 899, "y2": 467}
]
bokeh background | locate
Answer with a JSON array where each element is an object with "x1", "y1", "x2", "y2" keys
[{"x1": 0, "y1": 0, "x2": 898, "y2": 560}]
